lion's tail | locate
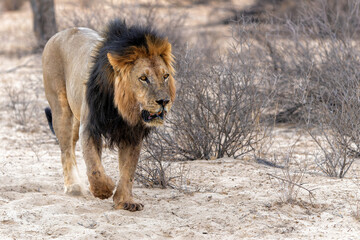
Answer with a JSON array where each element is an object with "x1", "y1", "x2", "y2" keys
[{"x1": 44, "y1": 107, "x2": 55, "y2": 135}]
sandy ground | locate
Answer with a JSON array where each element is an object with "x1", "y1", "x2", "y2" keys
[{"x1": 1, "y1": 1, "x2": 360, "y2": 239}]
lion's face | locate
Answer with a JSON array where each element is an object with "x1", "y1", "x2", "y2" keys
[
  {"x1": 109, "y1": 53, "x2": 176, "y2": 127},
  {"x1": 107, "y1": 36, "x2": 175, "y2": 127},
  {"x1": 129, "y1": 56, "x2": 175, "y2": 126}
]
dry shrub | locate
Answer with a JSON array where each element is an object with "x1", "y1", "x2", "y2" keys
[
  {"x1": 227, "y1": 0, "x2": 360, "y2": 37},
  {"x1": 143, "y1": 33, "x2": 275, "y2": 161},
  {"x1": 226, "y1": 0, "x2": 360, "y2": 178},
  {"x1": 289, "y1": 5, "x2": 360, "y2": 178},
  {"x1": 3, "y1": 73, "x2": 43, "y2": 131},
  {"x1": 4, "y1": 83, "x2": 41, "y2": 129},
  {"x1": 136, "y1": 136, "x2": 191, "y2": 189},
  {"x1": 5, "y1": 85, "x2": 32, "y2": 126},
  {"x1": 296, "y1": 0, "x2": 360, "y2": 38},
  {"x1": 136, "y1": 135, "x2": 176, "y2": 188},
  {"x1": 307, "y1": 53, "x2": 360, "y2": 178},
  {"x1": 2, "y1": 0, "x2": 25, "y2": 11}
]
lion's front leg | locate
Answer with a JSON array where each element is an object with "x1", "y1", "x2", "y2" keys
[
  {"x1": 80, "y1": 126, "x2": 115, "y2": 199},
  {"x1": 113, "y1": 142, "x2": 143, "y2": 211}
]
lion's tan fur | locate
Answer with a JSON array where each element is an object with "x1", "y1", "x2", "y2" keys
[{"x1": 42, "y1": 26, "x2": 175, "y2": 211}]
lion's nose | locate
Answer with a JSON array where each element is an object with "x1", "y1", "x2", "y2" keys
[{"x1": 156, "y1": 99, "x2": 170, "y2": 107}]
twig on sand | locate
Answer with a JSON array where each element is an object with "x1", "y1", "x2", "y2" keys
[
  {"x1": 0, "y1": 58, "x2": 35, "y2": 74},
  {"x1": 267, "y1": 173, "x2": 316, "y2": 200},
  {"x1": 77, "y1": 220, "x2": 98, "y2": 229}
]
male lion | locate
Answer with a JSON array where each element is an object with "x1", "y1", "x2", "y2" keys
[{"x1": 42, "y1": 19, "x2": 176, "y2": 211}]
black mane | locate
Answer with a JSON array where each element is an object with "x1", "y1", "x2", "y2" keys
[{"x1": 85, "y1": 19, "x2": 160, "y2": 149}]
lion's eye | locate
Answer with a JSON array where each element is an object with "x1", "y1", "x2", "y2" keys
[
  {"x1": 163, "y1": 74, "x2": 169, "y2": 80},
  {"x1": 139, "y1": 76, "x2": 148, "y2": 82}
]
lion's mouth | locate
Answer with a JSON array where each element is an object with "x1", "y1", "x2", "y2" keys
[{"x1": 141, "y1": 109, "x2": 167, "y2": 122}]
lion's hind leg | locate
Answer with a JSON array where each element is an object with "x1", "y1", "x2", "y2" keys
[
  {"x1": 65, "y1": 117, "x2": 84, "y2": 196},
  {"x1": 48, "y1": 92, "x2": 84, "y2": 196}
]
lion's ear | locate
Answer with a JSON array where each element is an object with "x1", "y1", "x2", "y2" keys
[
  {"x1": 107, "y1": 52, "x2": 137, "y2": 76},
  {"x1": 160, "y1": 42, "x2": 175, "y2": 74},
  {"x1": 107, "y1": 53, "x2": 120, "y2": 72}
]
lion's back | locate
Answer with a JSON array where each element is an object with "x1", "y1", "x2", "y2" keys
[
  {"x1": 43, "y1": 27, "x2": 101, "y2": 81},
  {"x1": 42, "y1": 27, "x2": 102, "y2": 119}
]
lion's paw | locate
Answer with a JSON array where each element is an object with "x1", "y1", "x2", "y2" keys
[
  {"x1": 89, "y1": 176, "x2": 115, "y2": 199},
  {"x1": 114, "y1": 201, "x2": 144, "y2": 212},
  {"x1": 65, "y1": 183, "x2": 84, "y2": 196}
]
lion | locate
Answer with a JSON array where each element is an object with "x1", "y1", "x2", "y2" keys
[{"x1": 42, "y1": 19, "x2": 176, "y2": 211}]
